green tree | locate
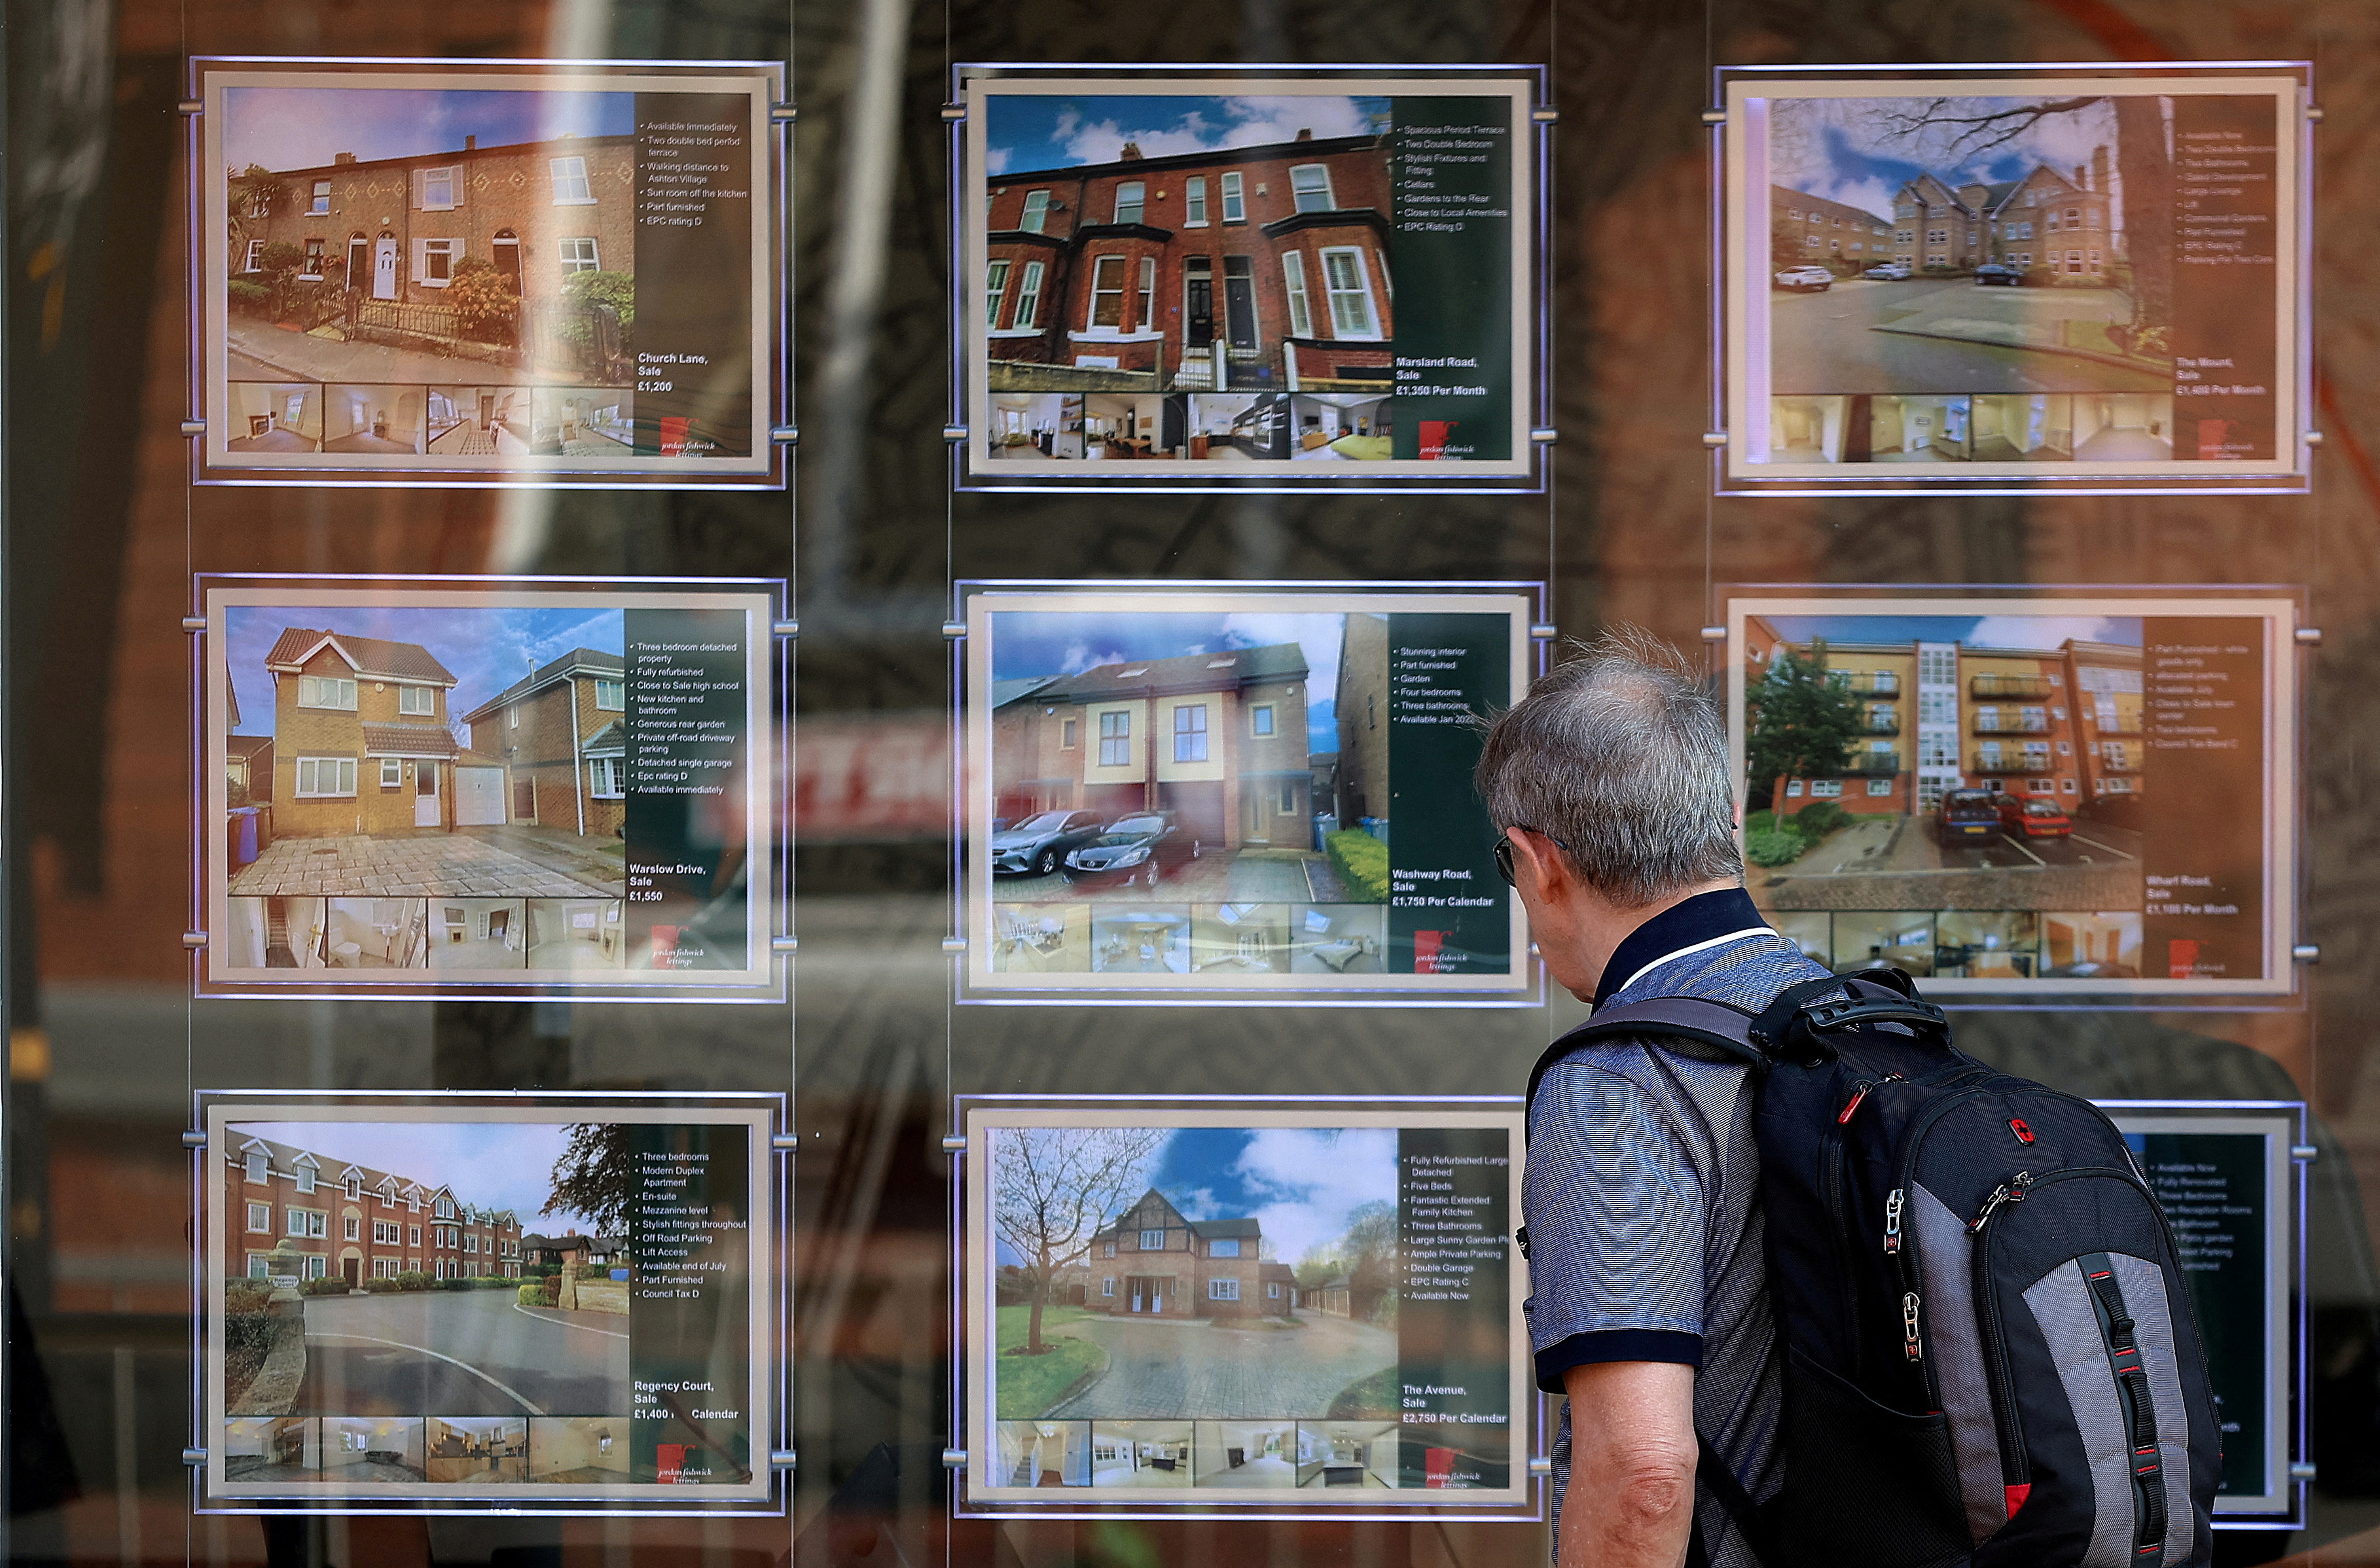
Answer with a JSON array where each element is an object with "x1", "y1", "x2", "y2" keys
[
  {"x1": 1745, "y1": 641, "x2": 1869, "y2": 811},
  {"x1": 561, "y1": 268, "x2": 634, "y2": 329},
  {"x1": 544, "y1": 1122, "x2": 633, "y2": 1236}
]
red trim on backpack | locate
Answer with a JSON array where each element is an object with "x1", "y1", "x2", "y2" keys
[
  {"x1": 2004, "y1": 1482, "x2": 2031, "y2": 1520},
  {"x1": 2010, "y1": 1117, "x2": 2035, "y2": 1145}
]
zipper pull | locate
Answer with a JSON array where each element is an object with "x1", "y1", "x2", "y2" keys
[
  {"x1": 1902, "y1": 1291, "x2": 1923, "y2": 1361},
  {"x1": 1834, "y1": 1073, "x2": 1906, "y2": 1126},
  {"x1": 1884, "y1": 1187, "x2": 1904, "y2": 1255},
  {"x1": 1966, "y1": 1171, "x2": 2034, "y2": 1236}
]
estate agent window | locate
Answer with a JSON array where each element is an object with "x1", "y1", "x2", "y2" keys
[{"x1": 550, "y1": 156, "x2": 595, "y2": 204}]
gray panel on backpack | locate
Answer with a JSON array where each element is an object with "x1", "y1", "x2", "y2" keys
[
  {"x1": 1909, "y1": 1182, "x2": 2004, "y2": 1542},
  {"x1": 2108, "y1": 1251, "x2": 2197, "y2": 1565},
  {"x1": 2024, "y1": 1260, "x2": 2137, "y2": 1568}
]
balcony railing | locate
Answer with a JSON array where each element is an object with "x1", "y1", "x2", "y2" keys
[
  {"x1": 1970, "y1": 675, "x2": 2051, "y2": 699},
  {"x1": 2090, "y1": 720, "x2": 2142, "y2": 736},
  {"x1": 1972, "y1": 753, "x2": 2053, "y2": 774},
  {"x1": 2096, "y1": 753, "x2": 2140, "y2": 774},
  {"x1": 1840, "y1": 673, "x2": 1900, "y2": 695},
  {"x1": 1972, "y1": 716, "x2": 2051, "y2": 734},
  {"x1": 1866, "y1": 717, "x2": 1901, "y2": 736},
  {"x1": 1841, "y1": 751, "x2": 1902, "y2": 775}
]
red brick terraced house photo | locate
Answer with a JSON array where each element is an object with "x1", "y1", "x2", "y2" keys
[
  {"x1": 225, "y1": 1131, "x2": 523, "y2": 1287},
  {"x1": 264, "y1": 627, "x2": 513, "y2": 836},
  {"x1": 984, "y1": 129, "x2": 1394, "y2": 396},
  {"x1": 460, "y1": 647, "x2": 630, "y2": 839}
]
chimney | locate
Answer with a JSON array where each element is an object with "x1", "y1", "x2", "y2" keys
[
  {"x1": 1118, "y1": 141, "x2": 1143, "y2": 161},
  {"x1": 333, "y1": 152, "x2": 357, "y2": 166},
  {"x1": 2092, "y1": 145, "x2": 2109, "y2": 194},
  {"x1": 465, "y1": 135, "x2": 477, "y2": 151},
  {"x1": 1295, "y1": 128, "x2": 1312, "y2": 141},
  {"x1": 2074, "y1": 164, "x2": 2087, "y2": 190}
]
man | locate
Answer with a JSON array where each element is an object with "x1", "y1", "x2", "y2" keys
[{"x1": 1476, "y1": 630, "x2": 1830, "y2": 1567}]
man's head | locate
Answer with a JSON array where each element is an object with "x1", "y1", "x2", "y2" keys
[{"x1": 1475, "y1": 628, "x2": 1743, "y2": 999}]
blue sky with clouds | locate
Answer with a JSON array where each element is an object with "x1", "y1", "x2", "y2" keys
[
  {"x1": 232, "y1": 1120, "x2": 602, "y2": 1231},
  {"x1": 991, "y1": 609, "x2": 1349, "y2": 752},
  {"x1": 1770, "y1": 94, "x2": 2124, "y2": 226},
  {"x1": 225, "y1": 604, "x2": 623, "y2": 740},
  {"x1": 985, "y1": 94, "x2": 1388, "y2": 176},
  {"x1": 994, "y1": 1124, "x2": 1397, "y2": 1269},
  {"x1": 1761, "y1": 614, "x2": 2142, "y2": 650},
  {"x1": 225, "y1": 88, "x2": 632, "y2": 173}
]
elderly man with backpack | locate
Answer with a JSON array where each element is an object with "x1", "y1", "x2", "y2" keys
[{"x1": 1483, "y1": 632, "x2": 2218, "y2": 1568}]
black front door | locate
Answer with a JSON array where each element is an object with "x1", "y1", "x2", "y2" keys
[
  {"x1": 1184, "y1": 260, "x2": 1214, "y2": 347},
  {"x1": 1223, "y1": 257, "x2": 1259, "y2": 387}
]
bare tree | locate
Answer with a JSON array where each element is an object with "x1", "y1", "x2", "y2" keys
[
  {"x1": 1871, "y1": 95, "x2": 2170, "y2": 344},
  {"x1": 992, "y1": 1126, "x2": 1163, "y2": 1355}
]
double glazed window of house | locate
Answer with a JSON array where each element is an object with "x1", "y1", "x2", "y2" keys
[
  {"x1": 244, "y1": 1150, "x2": 269, "y2": 1183},
  {"x1": 299, "y1": 674, "x2": 357, "y2": 709},
  {"x1": 1185, "y1": 177, "x2": 1208, "y2": 226},
  {"x1": 308, "y1": 179, "x2": 331, "y2": 215},
  {"x1": 589, "y1": 757, "x2": 625, "y2": 798},
  {"x1": 1209, "y1": 1278, "x2": 1240, "y2": 1302},
  {"x1": 985, "y1": 260, "x2": 1010, "y2": 327},
  {"x1": 595, "y1": 677, "x2": 625, "y2": 711},
  {"x1": 396, "y1": 685, "x2": 435, "y2": 717},
  {"x1": 1112, "y1": 181, "x2": 1145, "y2": 226},
  {"x1": 1019, "y1": 189, "x2": 1051, "y2": 232},
  {"x1": 1322, "y1": 248, "x2": 1380, "y2": 338},
  {"x1": 1208, "y1": 1238, "x2": 1240, "y2": 1258},
  {"x1": 1251, "y1": 704, "x2": 1275, "y2": 737},
  {"x1": 415, "y1": 238, "x2": 462, "y2": 286},
  {"x1": 286, "y1": 1207, "x2": 327, "y2": 1238},
  {"x1": 245, "y1": 1202, "x2": 271, "y2": 1233},
  {"x1": 1098, "y1": 711, "x2": 1131, "y2": 766},
  {"x1": 418, "y1": 166, "x2": 459, "y2": 211},
  {"x1": 1088, "y1": 255, "x2": 1127, "y2": 329},
  {"x1": 1173, "y1": 705, "x2": 1208, "y2": 762},
  {"x1": 1138, "y1": 1228, "x2": 1166, "y2": 1251},
  {"x1": 295, "y1": 757, "x2": 358, "y2": 798},
  {"x1": 1220, "y1": 171, "x2": 1245, "y2": 223},
  {"x1": 1136, "y1": 258, "x2": 1156, "y2": 332},
  {"x1": 373, "y1": 1221, "x2": 399, "y2": 1245},
  {"x1": 242, "y1": 240, "x2": 264, "y2": 273},
  {"x1": 301, "y1": 239, "x2": 326, "y2": 277},
  {"x1": 551, "y1": 156, "x2": 596, "y2": 205},
  {"x1": 1282, "y1": 253, "x2": 1314, "y2": 337},
  {"x1": 558, "y1": 238, "x2": 600, "y2": 274},
  {"x1": 1289, "y1": 164, "x2": 1334, "y2": 213},
  {"x1": 343, "y1": 1215, "x2": 361, "y2": 1241},
  {"x1": 1012, "y1": 261, "x2": 1044, "y2": 329}
]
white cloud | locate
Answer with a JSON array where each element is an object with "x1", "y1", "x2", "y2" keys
[
  {"x1": 1056, "y1": 96, "x2": 1378, "y2": 166},
  {"x1": 1217, "y1": 612, "x2": 1343, "y2": 702},
  {"x1": 985, "y1": 146, "x2": 1011, "y2": 175},
  {"x1": 1966, "y1": 615, "x2": 2138, "y2": 652},
  {"x1": 1801, "y1": 173, "x2": 1897, "y2": 223},
  {"x1": 1231, "y1": 1128, "x2": 1397, "y2": 1264}
]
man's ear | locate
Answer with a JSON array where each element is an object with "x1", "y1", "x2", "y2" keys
[{"x1": 1506, "y1": 828, "x2": 1568, "y2": 906}]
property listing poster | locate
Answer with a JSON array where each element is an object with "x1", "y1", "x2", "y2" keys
[
  {"x1": 2104, "y1": 1105, "x2": 2299, "y2": 1517},
  {"x1": 1721, "y1": 67, "x2": 2306, "y2": 488},
  {"x1": 959, "y1": 1102, "x2": 1530, "y2": 1514},
  {"x1": 194, "y1": 60, "x2": 781, "y2": 484},
  {"x1": 203, "y1": 1096, "x2": 776, "y2": 1506},
  {"x1": 1726, "y1": 594, "x2": 2297, "y2": 997},
  {"x1": 200, "y1": 579, "x2": 782, "y2": 1000},
  {"x1": 962, "y1": 586, "x2": 1534, "y2": 1000},
  {"x1": 959, "y1": 71, "x2": 1536, "y2": 482}
]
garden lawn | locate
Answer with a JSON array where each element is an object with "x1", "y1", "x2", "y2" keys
[{"x1": 996, "y1": 1304, "x2": 1107, "y2": 1418}]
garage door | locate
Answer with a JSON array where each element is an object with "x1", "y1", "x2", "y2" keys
[{"x1": 454, "y1": 767, "x2": 508, "y2": 827}]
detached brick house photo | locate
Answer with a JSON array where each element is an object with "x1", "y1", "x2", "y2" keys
[
  {"x1": 1058, "y1": 1188, "x2": 1299, "y2": 1321},
  {"x1": 220, "y1": 608, "x2": 631, "y2": 912}
]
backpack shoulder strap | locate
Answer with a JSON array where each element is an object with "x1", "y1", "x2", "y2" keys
[{"x1": 1522, "y1": 997, "x2": 1765, "y2": 1124}]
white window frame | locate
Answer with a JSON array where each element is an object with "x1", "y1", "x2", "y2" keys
[
  {"x1": 550, "y1": 156, "x2": 595, "y2": 205},
  {"x1": 1138, "y1": 1228, "x2": 1166, "y2": 1251},
  {"x1": 1019, "y1": 189, "x2": 1049, "y2": 233},
  {"x1": 1112, "y1": 181, "x2": 1145, "y2": 226},
  {"x1": 594, "y1": 678, "x2": 625, "y2": 711},
  {"x1": 298, "y1": 675, "x2": 357, "y2": 710},
  {"x1": 1102, "y1": 1277, "x2": 1115, "y2": 1297},
  {"x1": 1208, "y1": 1277, "x2": 1240, "y2": 1302},
  {"x1": 985, "y1": 258, "x2": 1010, "y2": 327},
  {"x1": 295, "y1": 1166, "x2": 316, "y2": 1194},
  {"x1": 409, "y1": 1225, "x2": 422, "y2": 1247},
  {"x1": 1219, "y1": 171, "x2": 1244, "y2": 223},
  {"x1": 588, "y1": 757, "x2": 625, "y2": 799},
  {"x1": 1013, "y1": 260, "x2": 1044, "y2": 328},
  {"x1": 1184, "y1": 177, "x2": 1208, "y2": 226},
  {"x1": 558, "y1": 236, "x2": 600, "y2": 274},
  {"x1": 247, "y1": 1202, "x2": 272, "y2": 1233},
  {"x1": 242, "y1": 240, "x2": 264, "y2": 273},
  {"x1": 1208, "y1": 1238, "x2": 1240, "y2": 1258},
  {"x1": 1320, "y1": 247, "x2": 1382, "y2": 340},
  {"x1": 1289, "y1": 163, "x2": 1335, "y2": 213},
  {"x1": 309, "y1": 180, "x2": 331, "y2": 215},
  {"x1": 295, "y1": 757, "x2": 358, "y2": 799},
  {"x1": 1173, "y1": 704, "x2": 1209, "y2": 762},
  {"x1": 1087, "y1": 254, "x2": 1127, "y2": 329},
  {"x1": 1099, "y1": 711, "x2": 1130, "y2": 766},
  {"x1": 1810, "y1": 779, "x2": 1845, "y2": 798},
  {"x1": 305, "y1": 1255, "x2": 328, "y2": 1280},
  {"x1": 286, "y1": 1208, "x2": 308, "y2": 1238},
  {"x1": 1251, "y1": 703, "x2": 1275, "y2": 737},
  {"x1": 418, "y1": 166, "x2": 459, "y2": 212},
  {"x1": 1136, "y1": 257, "x2": 1156, "y2": 331},
  {"x1": 1281, "y1": 251, "x2": 1314, "y2": 338},
  {"x1": 380, "y1": 758, "x2": 403, "y2": 789},
  {"x1": 396, "y1": 685, "x2": 435, "y2": 717},
  {"x1": 245, "y1": 1150, "x2": 268, "y2": 1183},
  {"x1": 344, "y1": 1215, "x2": 360, "y2": 1241},
  {"x1": 413, "y1": 237, "x2": 463, "y2": 287}
]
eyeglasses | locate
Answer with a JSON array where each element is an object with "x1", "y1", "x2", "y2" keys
[{"x1": 1493, "y1": 826, "x2": 1569, "y2": 888}]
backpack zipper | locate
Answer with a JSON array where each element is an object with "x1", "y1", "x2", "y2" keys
[
  {"x1": 1836, "y1": 1073, "x2": 1905, "y2": 1124},
  {"x1": 1970, "y1": 1167, "x2": 2141, "y2": 1498},
  {"x1": 1883, "y1": 1187, "x2": 1903, "y2": 1255}
]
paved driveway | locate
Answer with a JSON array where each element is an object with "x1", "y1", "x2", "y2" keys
[
  {"x1": 1043, "y1": 1313, "x2": 1396, "y2": 1420},
  {"x1": 293, "y1": 1289, "x2": 628, "y2": 1416},
  {"x1": 230, "y1": 830, "x2": 620, "y2": 899}
]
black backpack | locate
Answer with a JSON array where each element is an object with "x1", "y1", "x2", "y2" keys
[{"x1": 1524, "y1": 970, "x2": 2219, "y2": 1568}]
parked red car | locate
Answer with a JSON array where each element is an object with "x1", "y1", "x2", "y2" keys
[{"x1": 1997, "y1": 794, "x2": 2072, "y2": 838}]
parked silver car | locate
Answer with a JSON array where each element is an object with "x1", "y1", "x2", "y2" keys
[{"x1": 990, "y1": 809, "x2": 1108, "y2": 877}]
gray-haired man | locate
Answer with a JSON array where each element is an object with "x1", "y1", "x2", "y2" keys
[{"x1": 1477, "y1": 630, "x2": 1830, "y2": 1567}]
